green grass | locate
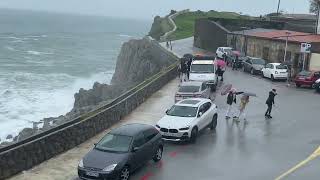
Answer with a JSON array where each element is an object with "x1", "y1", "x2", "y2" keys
[{"x1": 169, "y1": 11, "x2": 248, "y2": 40}]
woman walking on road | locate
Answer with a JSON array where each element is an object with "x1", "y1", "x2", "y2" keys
[
  {"x1": 226, "y1": 89, "x2": 243, "y2": 119},
  {"x1": 265, "y1": 89, "x2": 277, "y2": 118},
  {"x1": 235, "y1": 95, "x2": 250, "y2": 122}
]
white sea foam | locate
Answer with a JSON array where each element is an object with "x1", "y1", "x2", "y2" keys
[
  {"x1": 0, "y1": 71, "x2": 114, "y2": 141},
  {"x1": 27, "y1": 50, "x2": 53, "y2": 55},
  {"x1": 118, "y1": 34, "x2": 134, "y2": 38}
]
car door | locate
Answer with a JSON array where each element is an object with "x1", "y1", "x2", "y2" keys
[
  {"x1": 269, "y1": 64, "x2": 275, "y2": 78},
  {"x1": 203, "y1": 102, "x2": 213, "y2": 126},
  {"x1": 130, "y1": 132, "x2": 148, "y2": 169},
  {"x1": 201, "y1": 82, "x2": 209, "y2": 98},
  {"x1": 143, "y1": 129, "x2": 159, "y2": 159},
  {"x1": 263, "y1": 64, "x2": 270, "y2": 77},
  {"x1": 244, "y1": 59, "x2": 251, "y2": 72},
  {"x1": 198, "y1": 103, "x2": 210, "y2": 130}
]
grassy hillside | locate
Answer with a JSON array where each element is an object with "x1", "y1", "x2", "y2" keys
[{"x1": 169, "y1": 10, "x2": 251, "y2": 40}]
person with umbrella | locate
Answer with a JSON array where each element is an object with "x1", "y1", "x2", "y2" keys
[
  {"x1": 225, "y1": 88, "x2": 243, "y2": 119},
  {"x1": 265, "y1": 89, "x2": 277, "y2": 118},
  {"x1": 216, "y1": 59, "x2": 226, "y2": 81}
]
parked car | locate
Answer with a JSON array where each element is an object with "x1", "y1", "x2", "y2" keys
[
  {"x1": 156, "y1": 98, "x2": 218, "y2": 142},
  {"x1": 226, "y1": 51, "x2": 245, "y2": 68},
  {"x1": 295, "y1": 71, "x2": 320, "y2": 88},
  {"x1": 216, "y1": 47, "x2": 233, "y2": 59},
  {"x1": 262, "y1": 63, "x2": 288, "y2": 81},
  {"x1": 175, "y1": 81, "x2": 211, "y2": 102},
  {"x1": 78, "y1": 124, "x2": 163, "y2": 180},
  {"x1": 242, "y1": 57, "x2": 266, "y2": 75},
  {"x1": 189, "y1": 60, "x2": 218, "y2": 91}
]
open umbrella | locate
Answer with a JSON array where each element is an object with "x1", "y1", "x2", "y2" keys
[
  {"x1": 183, "y1": 54, "x2": 194, "y2": 61},
  {"x1": 220, "y1": 84, "x2": 232, "y2": 96},
  {"x1": 242, "y1": 92, "x2": 257, "y2": 97},
  {"x1": 216, "y1": 59, "x2": 226, "y2": 68}
]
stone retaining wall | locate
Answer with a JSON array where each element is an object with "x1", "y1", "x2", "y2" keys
[{"x1": 0, "y1": 39, "x2": 178, "y2": 180}]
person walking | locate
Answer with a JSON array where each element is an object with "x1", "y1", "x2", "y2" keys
[
  {"x1": 235, "y1": 95, "x2": 250, "y2": 122},
  {"x1": 232, "y1": 55, "x2": 239, "y2": 70},
  {"x1": 180, "y1": 61, "x2": 188, "y2": 82},
  {"x1": 186, "y1": 59, "x2": 192, "y2": 80},
  {"x1": 265, "y1": 89, "x2": 277, "y2": 118},
  {"x1": 216, "y1": 65, "x2": 225, "y2": 81},
  {"x1": 226, "y1": 89, "x2": 243, "y2": 119}
]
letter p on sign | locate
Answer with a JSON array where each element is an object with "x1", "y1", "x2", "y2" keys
[{"x1": 301, "y1": 43, "x2": 311, "y2": 53}]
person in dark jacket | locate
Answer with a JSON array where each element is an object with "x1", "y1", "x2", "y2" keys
[
  {"x1": 216, "y1": 65, "x2": 224, "y2": 81},
  {"x1": 226, "y1": 89, "x2": 243, "y2": 119},
  {"x1": 232, "y1": 55, "x2": 239, "y2": 70},
  {"x1": 180, "y1": 61, "x2": 188, "y2": 82},
  {"x1": 186, "y1": 59, "x2": 192, "y2": 80},
  {"x1": 265, "y1": 89, "x2": 277, "y2": 118}
]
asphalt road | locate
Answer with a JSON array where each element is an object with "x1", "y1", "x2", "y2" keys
[{"x1": 126, "y1": 69, "x2": 320, "y2": 180}]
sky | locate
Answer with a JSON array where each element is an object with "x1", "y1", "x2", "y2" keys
[{"x1": 0, "y1": 0, "x2": 311, "y2": 20}]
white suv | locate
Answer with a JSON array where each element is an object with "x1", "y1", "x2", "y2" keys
[
  {"x1": 189, "y1": 60, "x2": 218, "y2": 91},
  {"x1": 156, "y1": 98, "x2": 218, "y2": 142},
  {"x1": 216, "y1": 47, "x2": 233, "y2": 59}
]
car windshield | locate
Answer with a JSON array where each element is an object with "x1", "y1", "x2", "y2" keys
[
  {"x1": 178, "y1": 85, "x2": 200, "y2": 93},
  {"x1": 95, "y1": 134, "x2": 133, "y2": 153},
  {"x1": 252, "y1": 59, "x2": 266, "y2": 65},
  {"x1": 276, "y1": 65, "x2": 287, "y2": 70},
  {"x1": 298, "y1": 71, "x2": 312, "y2": 77},
  {"x1": 191, "y1": 64, "x2": 214, "y2": 73},
  {"x1": 167, "y1": 105, "x2": 198, "y2": 117}
]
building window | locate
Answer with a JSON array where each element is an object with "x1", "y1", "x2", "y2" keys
[{"x1": 263, "y1": 47, "x2": 269, "y2": 61}]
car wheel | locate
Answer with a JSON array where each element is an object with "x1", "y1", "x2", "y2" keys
[
  {"x1": 119, "y1": 166, "x2": 130, "y2": 180},
  {"x1": 250, "y1": 68, "x2": 254, "y2": 75},
  {"x1": 210, "y1": 114, "x2": 218, "y2": 130},
  {"x1": 153, "y1": 146, "x2": 163, "y2": 162},
  {"x1": 271, "y1": 75, "x2": 275, "y2": 81},
  {"x1": 296, "y1": 84, "x2": 301, "y2": 88},
  {"x1": 190, "y1": 127, "x2": 198, "y2": 143}
]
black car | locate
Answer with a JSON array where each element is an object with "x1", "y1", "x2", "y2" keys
[{"x1": 78, "y1": 124, "x2": 164, "y2": 180}]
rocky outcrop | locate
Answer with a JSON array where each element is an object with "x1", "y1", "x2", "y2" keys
[{"x1": 148, "y1": 16, "x2": 173, "y2": 41}]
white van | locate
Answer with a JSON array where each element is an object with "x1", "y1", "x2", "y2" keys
[{"x1": 189, "y1": 60, "x2": 218, "y2": 91}]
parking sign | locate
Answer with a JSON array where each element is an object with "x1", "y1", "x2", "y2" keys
[{"x1": 301, "y1": 43, "x2": 311, "y2": 53}]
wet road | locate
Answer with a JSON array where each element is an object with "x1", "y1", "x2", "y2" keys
[{"x1": 128, "y1": 69, "x2": 320, "y2": 180}]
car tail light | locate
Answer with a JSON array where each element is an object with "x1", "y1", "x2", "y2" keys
[
  {"x1": 194, "y1": 94, "x2": 202, "y2": 98},
  {"x1": 175, "y1": 94, "x2": 182, "y2": 97}
]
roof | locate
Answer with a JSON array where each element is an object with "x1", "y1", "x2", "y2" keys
[
  {"x1": 180, "y1": 81, "x2": 203, "y2": 87},
  {"x1": 110, "y1": 123, "x2": 153, "y2": 136},
  {"x1": 232, "y1": 28, "x2": 276, "y2": 36},
  {"x1": 192, "y1": 60, "x2": 214, "y2": 65},
  {"x1": 250, "y1": 30, "x2": 320, "y2": 43},
  {"x1": 177, "y1": 98, "x2": 209, "y2": 107}
]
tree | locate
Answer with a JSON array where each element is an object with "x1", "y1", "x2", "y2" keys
[{"x1": 310, "y1": 0, "x2": 320, "y2": 14}]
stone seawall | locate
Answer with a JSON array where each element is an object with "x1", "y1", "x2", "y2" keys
[{"x1": 0, "y1": 38, "x2": 178, "y2": 180}]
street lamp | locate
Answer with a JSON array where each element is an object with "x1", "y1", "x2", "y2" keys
[{"x1": 277, "y1": 0, "x2": 281, "y2": 15}]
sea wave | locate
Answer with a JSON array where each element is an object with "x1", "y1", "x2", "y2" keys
[
  {"x1": 0, "y1": 71, "x2": 114, "y2": 142},
  {"x1": 27, "y1": 50, "x2": 54, "y2": 55}
]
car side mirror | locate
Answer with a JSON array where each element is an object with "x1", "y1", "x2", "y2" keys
[
  {"x1": 165, "y1": 109, "x2": 169, "y2": 114},
  {"x1": 198, "y1": 112, "x2": 203, "y2": 118},
  {"x1": 94, "y1": 143, "x2": 97, "y2": 147},
  {"x1": 132, "y1": 147, "x2": 140, "y2": 152}
]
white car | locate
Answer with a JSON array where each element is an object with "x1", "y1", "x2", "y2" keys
[
  {"x1": 189, "y1": 60, "x2": 218, "y2": 91},
  {"x1": 216, "y1": 47, "x2": 233, "y2": 59},
  {"x1": 156, "y1": 98, "x2": 218, "y2": 142},
  {"x1": 262, "y1": 63, "x2": 288, "y2": 81}
]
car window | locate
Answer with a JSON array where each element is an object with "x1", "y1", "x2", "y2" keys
[
  {"x1": 201, "y1": 83, "x2": 207, "y2": 91},
  {"x1": 167, "y1": 105, "x2": 198, "y2": 117},
  {"x1": 252, "y1": 58, "x2": 266, "y2": 65},
  {"x1": 276, "y1": 65, "x2": 287, "y2": 69},
  {"x1": 178, "y1": 85, "x2": 200, "y2": 93},
  {"x1": 269, "y1": 64, "x2": 274, "y2": 69},
  {"x1": 191, "y1": 64, "x2": 214, "y2": 73},
  {"x1": 203, "y1": 102, "x2": 212, "y2": 112},
  {"x1": 246, "y1": 59, "x2": 251, "y2": 64},
  {"x1": 265, "y1": 64, "x2": 270, "y2": 68},
  {"x1": 95, "y1": 134, "x2": 133, "y2": 153},
  {"x1": 133, "y1": 133, "x2": 145, "y2": 148},
  {"x1": 143, "y1": 129, "x2": 158, "y2": 142},
  {"x1": 298, "y1": 71, "x2": 312, "y2": 77}
]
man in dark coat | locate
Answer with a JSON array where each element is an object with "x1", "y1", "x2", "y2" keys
[
  {"x1": 226, "y1": 89, "x2": 243, "y2": 119},
  {"x1": 265, "y1": 89, "x2": 277, "y2": 118},
  {"x1": 186, "y1": 59, "x2": 192, "y2": 80}
]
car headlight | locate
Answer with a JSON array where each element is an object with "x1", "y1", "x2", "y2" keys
[
  {"x1": 102, "y1": 164, "x2": 117, "y2": 172},
  {"x1": 179, "y1": 126, "x2": 190, "y2": 131},
  {"x1": 78, "y1": 159, "x2": 84, "y2": 168}
]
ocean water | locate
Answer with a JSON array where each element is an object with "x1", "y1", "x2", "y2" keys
[{"x1": 0, "y1": 9, "x2": 150, "y2": 141}]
